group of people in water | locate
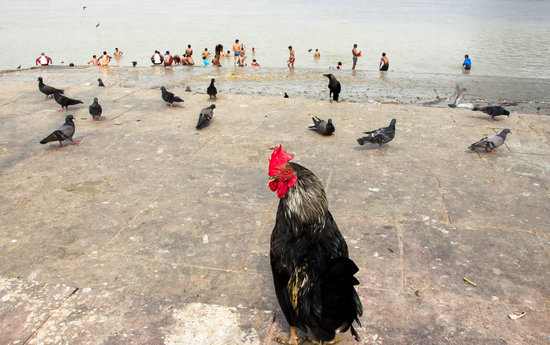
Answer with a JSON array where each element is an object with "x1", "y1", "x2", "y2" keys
[{"x1": 37, "y1": 44, "x2": 471, "y2": 71}]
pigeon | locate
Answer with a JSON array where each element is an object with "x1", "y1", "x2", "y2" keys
[
  {"x1": 308, "y1": 49, "x2": 313, "y2": 52},
  {"x1": 96, "y1": 23, "x2": 100, "y2": 28},
  {"x1": 40, "y1": 115, "x2": 78, "y2": 147},
  {"x1": 468, "y1": 129, "x2": 511, "y2": 154},
  {"x1": 16, "y1": 65, "x2": 21, "y2": 70},
  {"x1": 160, "y1": 87, "x2": 184, "y2": 108},
  {"x1": 357, "y1": 118, "x2": 396, "y2": 150},
  {"x1": 283, "y1": 92, "x2": 289, "y2": 98},
  {"x1": 448, "y1": 85, "x2": 467, "y2": 108},
  {"x1": 309, "y1": 116, "x2": 335, "y2": 136},
  {"x1": 38, "y1": 77, "x2": 64, "y2": 98},
  {"x1": 83, "y1": 6, "x2": 86, "y2": 10},
  {"x1": 54, "y1": 92, "x2": 83, "y2": 111},
  {"x1": 196, "y1": 104, "x2": 215, "y2": 130},
  {"x1": 473, "y1": 106, "x2": 510, "y2": 120},
  {"x1": 207, "y1": 78, "x2": 217, "y2": 100},
  {"x1": 323, "y1": 73, "x2": 341, "y2": 102},
  {"x1": 98, "y1": 78, "x2": 105, "y2": 87},
  {"x1": 132, "y1": 61, "x2": 137, "y2": 67},
  {"x1": 89, "y1": 98, "x2": 103, "y2": 123}
]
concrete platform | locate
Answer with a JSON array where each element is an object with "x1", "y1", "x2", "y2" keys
[{"x1": 0, "y1": 81, "x2": 548, "y2": 345}]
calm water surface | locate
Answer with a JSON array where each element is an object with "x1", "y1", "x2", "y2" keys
[{"x1": 2, "y1": 0, "x2": 550, "y2": 78}]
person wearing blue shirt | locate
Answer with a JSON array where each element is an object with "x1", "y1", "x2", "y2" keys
[{"x1": 463, "y1": 54, "x2": 471, "y2": 70}]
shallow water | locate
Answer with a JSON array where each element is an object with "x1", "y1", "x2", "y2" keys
[
  {"x1": 4, "y1": 65, "x2": 549, "y2": 115},
  {"x1": 2, "y1": 0, "x2": 550, "y2": 78}
]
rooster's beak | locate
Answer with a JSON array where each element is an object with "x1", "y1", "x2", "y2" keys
[{"x1": 269, "y1": 177, "x2": 276, "y2": 183}]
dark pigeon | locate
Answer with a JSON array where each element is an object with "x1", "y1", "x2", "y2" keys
[
  {"x1": 38, "y1": 77, "x2": 64, "y2": 98},
  {"x1": 284, "y1": 92, "x2": 289, "y2": 98},
  {"x1": 132, "y1": 61, "x2": 137, "y2": 67},
  {"x1": 98, "y1": 78, "x2": 105, "y2": 87},
  {"x1": 473, "y1": 106, "x2": 510, "y2": 120},
  {"x1": 40, "y1": 115, "x2": 78, "y2": 147},
  {"x1": 16, "y1": 65, "x2": 21, "y2": 70},
  {"x1": 468, "y1": 129, "x2": 511, "y2": 154},
  {"x1": 309, "y1": 116, "x2": 335, "y2": 136},
  {"x1": 207, "y1": 78, "x2": 217, "y2": 100},
  {"x1": 323, "y1": 73, "x2": 341, "y2": 102},
  {"x1": 161, "y1": 87, "x2": 184, "y2": 108},
  {"x1": 357, "y1": 118, "x2": 396, "y2": 150},
  {"x1": 89, "y1": 98, "x2": 103, "y2": 123},
  {"x1": 196, "y1": 104, "x2": 215, "y2": 130},
  {"x1": 54, "y1": 92, "x2": 83, "y2": 111},
  {"x1": 96, "y1": 23, "x2": 100, "y2": 28}
]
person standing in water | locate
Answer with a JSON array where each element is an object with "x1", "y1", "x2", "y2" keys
[
  {"x1": 287, "y1": 46, "x2": 295, "y2": 68},
  {"x1": 313, "y1": 49, "x2": 320, "y2": 57},
  {"x1": 463, "y1": 54, "x2": 471, "y2": 70},
  {"x1": 233, "y1": 39, "x2": 241, "y2": 67},
  {"x1": 379, "y1": 52, "x2": 389, "y2": 71},
  {"x1": 352, "y1": 44, "x2": 361, "y2": 70}
]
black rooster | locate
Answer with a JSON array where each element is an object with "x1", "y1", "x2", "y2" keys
[{"x1": 268, "y1": 145, "x2": 362, "y2": 345}]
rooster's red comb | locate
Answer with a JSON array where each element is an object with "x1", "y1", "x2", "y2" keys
[{"x1": 269, "y1": 145, "x2": 294, "y2": 176}]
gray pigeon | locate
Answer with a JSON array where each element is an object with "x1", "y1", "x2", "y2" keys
[
  {"x1": 448, "y1": 85, "x2": 466, "y2": 108},
  {"x1": 89, "y1": 98, "x2": 103, "y2": 123},
  {"x1": 196, "y1": 104, "x2": 215, "y2": 130},
  {"x1": 357, "y1": 119, "x2": 396, "y2": 150},
  {"x1": 40, "y1": 115, "x2": 78, "y2": 147},
  {"x1": 38, "y1": 77, "x2": 64, "y2": 98},
  {"x1": 473, "y1": 106, "x2": 510, "y2": 120},
  {"x1": 98, "y1": 78, "x2": 105, "y2": 87},
  {"x1": 207, "y1": 78, "x2": 217, "y2": 100},
  {"x1": 54, "y1": 92, "x2": 83, "y2": 111},
  {"x1": 309, "y1": 116, "x2": 335, "y2": 136},
  {"x1": 323, "y1": 73, "x2": 341, "y2": 102},
  {"x1": 161, "y1": 86, "x2": 184, "y2": 108},
  {"x1": 468, "y1": 129, "x2": 511, "y2": 154}
]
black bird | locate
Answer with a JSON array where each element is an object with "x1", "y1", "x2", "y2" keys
[
  {"x1": 54, "y1": 92, "x2": 83, "y2": 111},
  {"x1": 83, "y1": 6, "x2": 86, "y2": 10},
  {"x1": 268, "y1": 145, "x2": 363, "y2": 345},
  {"x1": 308, "y1": 49, "x2": 312, "y2": 52},
  {"x1": 357, "y1": 118, "x2": 396, "y2": 150},
  {"x1": 96, "y1": 23, "x2": 100, "y2": 28},
  {"x1": 473, "y1": 106, "x2": 510, "y2": 120},
  {"x1": 468, "y1": 129, "x2": 511, "y2": 154},
  {"x1": 98, "y1": 78, "x2": 105, "y2": 87},
  {"x1": 40, "y1": 115, "x2": 78, "y2": 147},
  {"x1": 132, "y1": 61, "x2": 137, "y2": 67},
  {"x1": 323, "y1": 73, "x2": 341, "y2": 102},
  {"x1": 160, "y1": 87, "x2": 184, "y2": 108},
  {"x1": 89, "y1": 98, "x2": 103, "y2": 123},
  {"x1": 309, "y1": 116, "x2": 335, "y2": 136},
  {"x1": 284, "y1": 92, "x2": 289, "y2": 98},
  {"x1": 207, "y1": 78, "x2": 217, "y2": 100},
  {"x1": 38, "y1": 77, "x2": 64, "y2": 98},
  {"x1": 16, "y1": 65, "x2": 21, "y2": 70},
  {"x1": 196, "y1": 104, "x2": 215, "y2": 130}
]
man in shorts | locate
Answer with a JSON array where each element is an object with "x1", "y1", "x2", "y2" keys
[{"x1": 233, "y1": 39, "x2": 241, "y2": 67}]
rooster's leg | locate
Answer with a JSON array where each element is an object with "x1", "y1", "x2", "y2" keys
[
  {"x1": 273, "y1": 327, "x2": 307, "y2": 345},
  {"x1": 304, "y1": 337, "x2": 342, "y2": 345}
]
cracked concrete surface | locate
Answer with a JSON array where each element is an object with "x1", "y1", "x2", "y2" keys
[{"x1": 0, "y1": 79, "x2": 549, "y2": 344}]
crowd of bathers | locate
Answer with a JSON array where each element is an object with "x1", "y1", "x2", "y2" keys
[{"x1": 36, "y1": 41, "x2": 470, "y2": 71}]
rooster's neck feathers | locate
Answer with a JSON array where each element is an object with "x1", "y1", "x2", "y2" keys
[{"x1": 282, "y1": 163, "x2": 328, "y2": 236}]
